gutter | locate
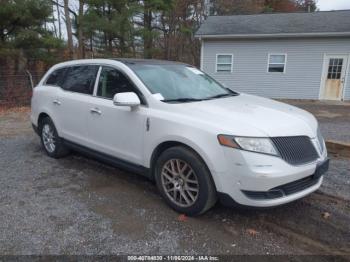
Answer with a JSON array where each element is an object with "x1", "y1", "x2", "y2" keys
[{"x1": 195, "y1": 32, "x2": 350, "y2": 39}]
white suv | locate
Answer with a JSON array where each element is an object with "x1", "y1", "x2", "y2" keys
[{"x1": 31, "y1": 59, "x2": 329, "y2": 215}]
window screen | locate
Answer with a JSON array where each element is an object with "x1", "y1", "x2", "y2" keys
[
  {"x1": 268, "y1": 54, "x2": 286, "y2": 73},
  {"x1": 216, "y1": 55, "x2": 233, "y2": 72},
  {"x1": 61, "y1": 65, "x2": 99, "y2": 95},
  {"x1": 45, "y1": 68, "x2": 67, "y2": 86},
  {"x1": 97, "y1": 67, "x2": 136, "y2": 99}
]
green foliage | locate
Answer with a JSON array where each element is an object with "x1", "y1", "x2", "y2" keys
[
  {"x1": 144, "y1": 0, "x2": 174, "y2": 11},
  {"x1": 83, "y1": 0, "x2": 140, "y2": 55},
  {"x1": 0, "y1": 0, "x2": 63, "y2": 62}
]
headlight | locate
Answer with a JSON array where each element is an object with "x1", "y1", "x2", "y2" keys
[{"x1": 218, "y1": 135, "x2": 279, "y2": 156}]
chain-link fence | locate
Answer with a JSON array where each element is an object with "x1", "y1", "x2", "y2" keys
[{"x1": 0, "y1": 72, "x2": 44, "y2": 108}]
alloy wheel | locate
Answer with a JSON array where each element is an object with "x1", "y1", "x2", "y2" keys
[
  {"x1": 42, "y1": 124, "x2": 56, "y2": 153},
  {"x1": 161, "y1": 159, "x2": 199, "y2": 207}
]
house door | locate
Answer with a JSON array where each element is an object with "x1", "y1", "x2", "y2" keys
[{"x1": 320, "y1": 55, "x2": 348, "y2": 100}]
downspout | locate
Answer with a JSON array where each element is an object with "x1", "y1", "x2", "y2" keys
[{"x1": 200, "y1": 37, "x2": 204, "y2": 71}]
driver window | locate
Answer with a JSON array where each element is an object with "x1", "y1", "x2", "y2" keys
[{"x1": 97, "y1": 66, "x2": 135, "y2": 99}]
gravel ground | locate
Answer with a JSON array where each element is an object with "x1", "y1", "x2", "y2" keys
[
  {"x1": 281, "y1": 100, "x2": 350, "y2": 143},
  {"x1": 0, "y1": 109, "x2": 349, "y2": 256}
]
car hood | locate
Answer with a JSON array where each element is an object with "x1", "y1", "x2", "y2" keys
[{"x1": 170, "y1": 94, "x2": 318, "y2": 138}]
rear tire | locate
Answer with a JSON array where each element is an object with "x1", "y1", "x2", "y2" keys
[
  {"x1": 39, "y1": 117, "x2": 70, "y2": 158},
  {"x1": 154, "y1": 146, "x2": 217, "y2": 216}
]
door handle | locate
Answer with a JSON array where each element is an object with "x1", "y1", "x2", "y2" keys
[
  {"x1": 53, "y1": 99, "x2": 61, "y2": 105},
  {"x1": 90, "y1": 108, "x2": 102, "y2": 115}
]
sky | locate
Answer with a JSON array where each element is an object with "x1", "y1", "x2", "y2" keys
[{"x1": 317, "y1": 0, "x2": 350, "y2": 11}]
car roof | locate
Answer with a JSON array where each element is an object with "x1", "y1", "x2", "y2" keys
[
  {"x1": 48, "y1": 59, "x2": 190, "y2": 73},
  {"x1": 114, "y1": 58, "x2": 187, "y2": 66}
]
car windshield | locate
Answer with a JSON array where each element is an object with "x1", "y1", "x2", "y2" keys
[{"x1": 128, "y1": 63, "x2": 238, "y2": 102}]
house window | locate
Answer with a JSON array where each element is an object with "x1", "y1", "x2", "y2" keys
[
  {"x1": 216, "y1": 54, "x2": 233, "y2": 72},
  {"x1": 268, "y1": 54, "x2": 287, "y2": 73}
]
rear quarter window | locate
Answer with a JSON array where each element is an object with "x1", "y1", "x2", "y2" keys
[{"x1": 45, "y1": 68, "x2": 67, "y2": 86}]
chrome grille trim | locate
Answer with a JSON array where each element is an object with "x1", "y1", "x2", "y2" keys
[
  {"x1": 317, "y1": 128, "x2": 325, "y2": 155},
  {"x1": 271, "y1": 136, "x2": 319, "y2": 165}
]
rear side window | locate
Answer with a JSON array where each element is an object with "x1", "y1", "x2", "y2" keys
[
  {"x1": 45, "y1": 68, "x2": 67, "y2": 86},
  {"x1": 61, "y1": 65, "x2": 99, "y2": 95}
]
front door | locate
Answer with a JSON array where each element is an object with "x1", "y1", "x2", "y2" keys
[
  {"x1": 320, "y1": 55, "x2": 348, "y2": 100},
  {"x1": 86, "y1": 66, "x2": 147, "y2": 165}
]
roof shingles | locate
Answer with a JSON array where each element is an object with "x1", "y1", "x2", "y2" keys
[{"x1": 196, "y1": 10, "x2": 350, "y2": 37}]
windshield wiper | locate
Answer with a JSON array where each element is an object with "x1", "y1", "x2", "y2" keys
[
  {"x1": 162, "y1": 98, "x2": 204, "y2": 103},
  {"x1": 205, "y1": 93, "x2": 236, "y2": 100}
]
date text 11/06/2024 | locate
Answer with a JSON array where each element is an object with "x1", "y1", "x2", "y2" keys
[{"x1": 127, "y1": 255, "x2": 220, "y2": 261}]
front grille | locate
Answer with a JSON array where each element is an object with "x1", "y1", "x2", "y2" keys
[
  {"x1": 271, "y1": 136, "x2": 319, "y2": 165},
  {"x1": 242, "y1": 175, "x2": 320, "y2": 200}
]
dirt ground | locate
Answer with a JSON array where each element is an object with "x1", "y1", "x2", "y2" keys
[{"x1": 0, "y1": 106, "x2": 349, "y2": 256}]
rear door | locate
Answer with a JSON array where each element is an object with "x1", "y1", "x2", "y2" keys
[
  {"x1": 36, "y1": 67, "x2": 68, "y2": 131},
  {"x1": 56, "y1": 65, "x2": 99, "y2": 145}
]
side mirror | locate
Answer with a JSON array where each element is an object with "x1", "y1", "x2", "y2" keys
[{"x1": 113, "y1": 92, "x2": 141, "y2": 107}]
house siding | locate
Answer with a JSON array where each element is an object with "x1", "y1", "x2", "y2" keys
[{"x1": 201, "y1": 38, "x2": 350, "y2": 100}]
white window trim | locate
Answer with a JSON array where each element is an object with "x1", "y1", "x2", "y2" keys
[
  {"x1": 93, "y1": 66, "x2": 102, "y2": 96},
  {"x1": 267, "y1": 53, "x2": 287, "y2": 73},
  {"x1": 319, "y1": 53, "x2": 350, "y2": 100},
  {"x1": 216, "y1": 54, "x2": 233, "y2": 73}
]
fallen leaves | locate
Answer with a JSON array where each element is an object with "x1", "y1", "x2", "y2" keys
[
  {"x1": 0, "y1": 106, "x2": 30, "y2": 117},
  {"x1": 178, "y1": 214, "x2": 188, "y2": 222},
  {"x1": 322, "y1": 212, "x2": 331, "y2": 219},
  {"x1": 246, "y1": 228, "x2": 259, "y2": 236}
]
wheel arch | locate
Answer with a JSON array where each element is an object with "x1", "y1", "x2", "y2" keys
[
  {"x1": 38, "y1": 112, "x2": 50, "y2": 128},
  {"x1": 37, "y1": 112, "x2": 60, "y2": 136},
  {"x1": 149, "y1": 140, "x2": 216, "y2": 190}
]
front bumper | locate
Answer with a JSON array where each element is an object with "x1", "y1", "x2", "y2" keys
[{"x1": 214, "y1": 146, "x2": 329, "y2": 208}]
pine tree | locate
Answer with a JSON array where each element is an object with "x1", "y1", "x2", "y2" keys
[{"x1": 0, "y1": 0, "x2": 63, "y2": 62}]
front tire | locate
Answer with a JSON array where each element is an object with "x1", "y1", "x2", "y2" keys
[
  {"x1": 155, "y1": 146, "x2": 217, "y2": 216},
  {"x1": 39, "y1": 117, "x2": 69, "y2": 158}
]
